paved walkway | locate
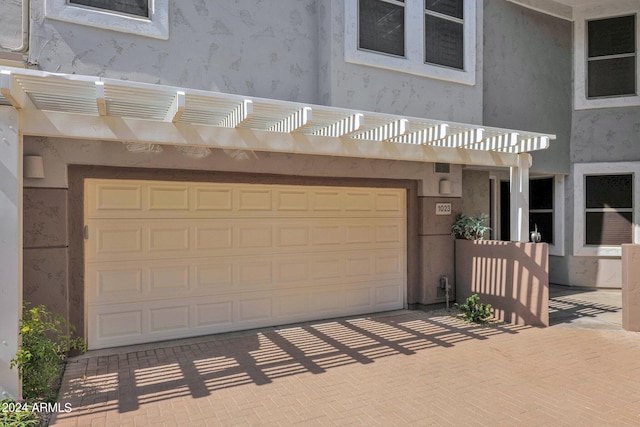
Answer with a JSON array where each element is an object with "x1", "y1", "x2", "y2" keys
[{"x1": 50, "y1": 291, "x2": 639, "y2": 426}]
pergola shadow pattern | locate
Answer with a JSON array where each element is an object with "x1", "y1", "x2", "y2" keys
[
  {"x1": 548, "y1": 294, "x2": 622, "y2": 326},
  {"x1": 53, "y1": 311, "x2": 528, "y2": 422}
]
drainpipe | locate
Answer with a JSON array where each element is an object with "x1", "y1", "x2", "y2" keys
[{"x1": 11, "y1": 0, "x2": 29, "y2": 53}]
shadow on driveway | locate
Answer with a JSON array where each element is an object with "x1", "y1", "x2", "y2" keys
[{"x1": 54, "y1": 311, "x2": 530, "y2": 421}]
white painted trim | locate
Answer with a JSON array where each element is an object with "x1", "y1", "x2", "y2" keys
[
  {"x1": 505, "y1": 0, "x2": 573, "y2": 21},
  {"x1": 573, "y1": 162, "x2": 640, "y2": 257},
  {"x1": 45, "y1": 0, "x2": 169, "y2": 40},
  {"x1": 573, "y1": 4, "x2": 640, "y2": 110},
  {"x1": 0, "y1": 107, "x2": 22, "y2": 400},
  {"x1": 18, "y1": 109, "x2": 525, "y2": 167},
  {"x1": 344, "y1": 0, "x2": 476, "y2": 85},
  {"x1": 550, "y1": 174, "x2": 565, "y2": 256},
  {"x1": 510, "y1": 153, "x2": 531, "y2": 242}
]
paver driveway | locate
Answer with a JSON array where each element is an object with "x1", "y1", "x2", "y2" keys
[{"x1": 50, "y1": 307, "x2": 640, "y2": 426}]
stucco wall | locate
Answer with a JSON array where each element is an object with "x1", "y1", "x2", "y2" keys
[
  {"x1": 483, "y1": 0, "x2": 571, "y2": 174},
  {"x1": 462, "y1": 170, "x2": 490, "y2": 217},
  {"x1": 0, "y1": 0, "x2": 23, "y2": 51},
  {"x1": 27, "y1": 0, "x2": 484, "y2": 123}
]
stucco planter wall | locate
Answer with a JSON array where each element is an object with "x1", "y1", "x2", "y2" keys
[
  {"x1": 621, "y1": 245, "x2": 640, "y2": 332},
  {"x1": 455, "y1": 240, "x2": 549, "y2": 327}
]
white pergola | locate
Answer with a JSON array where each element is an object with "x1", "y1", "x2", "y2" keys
[{"x1": 0, "y1": 66, "x2": 554, "y2": 398}]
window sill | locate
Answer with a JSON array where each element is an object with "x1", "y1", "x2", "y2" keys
[{"x1": 45, "y1": 0, "x2": 169, "y2": 40}]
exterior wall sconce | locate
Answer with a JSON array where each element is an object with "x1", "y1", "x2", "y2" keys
[
  {"x1": 439, "y1": 179, "x2": 452, "y2": 195},
  {"x1": 24, "y1": 155, "x2": 45, "y2": 179}
]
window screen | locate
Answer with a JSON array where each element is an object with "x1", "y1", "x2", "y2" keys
[
  {"x1": 587, "y1": 15, "x2": 636, "y2": 98},
  {"x1": 358, "y1": 0, "x2": 405, "y2": 57},
  {"x1": 424, "y1": 0, "x2": 464, "y2": 70},
  {"x1": 585, "y1": 174, "x2": 633, "y2": 245},
  {"x1": 70, "y1": 0, "x2": 148, "y2": 17}
]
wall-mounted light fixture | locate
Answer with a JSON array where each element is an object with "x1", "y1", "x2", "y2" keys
[
  {"x1": 439, "y1": 179, "x2": 452, "y2": 195},
  {"x1": 24, "y1": 155, "x2": 45, "y2": 179}
]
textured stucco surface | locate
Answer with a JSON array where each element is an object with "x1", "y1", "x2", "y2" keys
[
  {"x1": 0, "y1": 0, "x2": 23, "y2": 50},
  {"x1": 23, "y1": 136, "x2": 463, "y2": 198},
  {"x1": 462, "y1": 169, "x2": 490, "y2": 217},
  {"x1": 483, "y1": 0, "x2": 571, "y2": 174},
  {"x1": 571, "y1": 107, "x2": 640, "y2": 163}
]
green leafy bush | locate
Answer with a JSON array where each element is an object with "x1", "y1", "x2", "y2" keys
[
  {"x1": 451, "y1": 214, "x2": 491, "y2": 240},
  {"x1": 0, "y1": 399, "x2": 40, "y2": 426},
  {"x1": 10, "y1": 305, "x2": 86, "y2": 402},
  {"x1": 454, "y1": 294, "x2": 492, "y2": 323}
]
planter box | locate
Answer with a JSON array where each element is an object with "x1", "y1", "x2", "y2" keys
[{"x1": 455, "y1": 240, "x2": 549, "y2": 327}]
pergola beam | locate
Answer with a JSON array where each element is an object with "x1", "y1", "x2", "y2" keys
[
  {"x1": 164, "y1": 91, "x2": 185, "y2": 123},
  {"x1": 19, "y1": 109, "x2": 524, "y2": 167},
  {"x1": 354, "y1": 119, "x2": 409, "y2": 142},
  {"x1": 268, "y1": 107, "x2": 312, "y2": 133},
  {"x1": 95, "y1": 82, "x2": 107, "y2": 116},
  {"x1": 218, "y1": 99, "x2": 253, "y2": 128},
  {"x1": 391, "y1": 123, "x2": 448, "y2": 144},
  {"x1": 313, "y1": 113, "x2": 363, "y2": 137},
  {"x1": 0, "y1": 70, "x2": 30, "y2": 110}
]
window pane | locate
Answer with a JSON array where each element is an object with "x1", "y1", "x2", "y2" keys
[
  {"x1": 359, "y1": 0, "x2": 405, "y2": 57},
  {"x1": 500, "y1": 181, "x2": 510, "y2": 241},
  {"x1": 425, "y1": 0, "x2": 463, "y2": 19},
  {"x1": 425, "y1": 15, "x2": 463, "y2": 69},
  {"x1": 588, "y1": 57, "x2": 636, "y2": 98},
  {"x1": 530, "y1": 178, "x2": 553, "y2": 210},
  {"x1": 585, "y1": 212, "x2": 633, "y2": 245},
  {"x1": 588, "y1": 15, "x2": 635, "y2": 58},
  {"x1": 530, "y1": 212, "x2": 553, "y2": 244},
  {"x1": 70, "y1": 0, "x2": 148, "y2": 17},
  {"x1": 585, "y1": 174, "x2": 633, "y2": 208}
]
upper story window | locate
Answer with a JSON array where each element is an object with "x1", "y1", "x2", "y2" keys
[
  {"x1": 46, "y1": 0, "x2": 168, "y2": 40},
  {"x1": 346, "y1": 0, "x2": 476, "y2": 85},
  {"x1": 69, "y1": 0, "x2": 149, "y2": 18},
  {"x1": 574, "y1": 6, "x2": 640, "y2": 109},
  {"x1": 587, "y1": 15, "x2": 636, "y2": 99}
]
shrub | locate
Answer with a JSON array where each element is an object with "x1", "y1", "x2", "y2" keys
[
  {"x1": 454, "y1": 294, "x2": 492, "y2": 323},
  {"x1": 451, "y1": 214, "x2": 491, "y2": 240},
  {"x1": 0, "y1": 399, "x2": 40, "y2": 426},
  {"x1": 10, "y1": 305, "x2": 86, "y2": 402}
]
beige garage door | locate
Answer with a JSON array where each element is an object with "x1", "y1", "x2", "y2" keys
[{"x1": 85, "y1": 179, "x2": 406, "y2": 349}]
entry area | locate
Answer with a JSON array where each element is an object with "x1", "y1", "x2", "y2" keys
[{"x1": 85, "y1": 179, "x2": 407, "y2": 349}]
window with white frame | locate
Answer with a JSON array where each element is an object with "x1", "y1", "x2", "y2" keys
[
  {"x1": 573, "y1": 163, "x2": 640, "y2": 256},
  {"x1": 584, "y1": 174, "x2": 633, "y2": 245},
  {"x1": 574, "y1": 7, "x2": 640, "y2": 109},
  {"x1": 345, "y1": 0, "x2": 476, "y2": 85},
  {"x1": 587, "y1": 15, "x2": 636, "y2": 99},
  {"x1": 46, "y1": 0, "x2": 168, "y2": 40}
]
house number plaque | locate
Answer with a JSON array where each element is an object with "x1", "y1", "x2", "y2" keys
[{"x1": 435, "y1": 203, "x2": 452, "y2": 216}]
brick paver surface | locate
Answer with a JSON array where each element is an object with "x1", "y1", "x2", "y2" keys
[{"x1": 50, "y1": 310, "x2": 640, "y2": 426}]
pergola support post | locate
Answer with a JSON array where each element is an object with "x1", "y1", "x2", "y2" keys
[
  {"x1": 0, "y1": 106, "x2": 22, "y2": 400},
  {"x1": 510, "y1": 153, "x2": 531, "y2": 242}
]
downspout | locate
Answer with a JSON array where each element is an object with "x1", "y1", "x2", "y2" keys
[{"x1": 11, "y1": 0, "x2": 29, "y2": 53}]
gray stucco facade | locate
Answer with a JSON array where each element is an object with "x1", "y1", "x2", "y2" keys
[{"x1": 2, "y1": 0, "x2": 639, "y2": 314}]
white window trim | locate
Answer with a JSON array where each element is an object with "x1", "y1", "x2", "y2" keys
[
  {"x1": 574, "y1": 3, "x2": 640, "y2": 110},
  {"x1": 45, "y1": 0, "x2": 169, "y2": 40},
  {"x1": 344, "y1": 0, "x2": 476, "y2": 85},
  {"x1": 573, "y1": 162, "x2": 640, "y2": 257}
]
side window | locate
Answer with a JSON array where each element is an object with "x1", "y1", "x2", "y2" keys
[
  {"x1": 584, "y1": 174, "x2": 633, "y2": 245},
  {"x1": 529, "y1": 178, "x2": 554, "y2": 244},
  {"x1": 587, "y1": 15, "x2": 636, "y2": 99}
]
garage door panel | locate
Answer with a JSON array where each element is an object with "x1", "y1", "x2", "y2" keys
[
  {"x1": 86, "y1": 179, "x2": 406, "y2": 349},
  {"x1": 148, "y1": 185, "x2": 190, "y2": 211},
  {"x1": 148, "y1": 305, "x2": 190, "y2": 333},
  {"x1": 195, "y1": 301, "x2": 234, "y2": 328}
]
